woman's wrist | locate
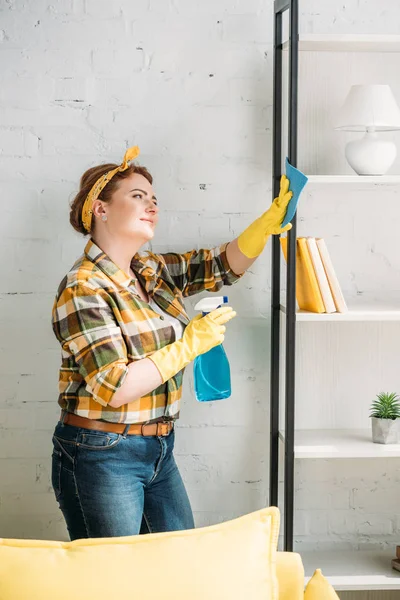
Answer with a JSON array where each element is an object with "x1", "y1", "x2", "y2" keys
[{"x1": 226, "y1": 238, "x2": 259, "y2": 274}]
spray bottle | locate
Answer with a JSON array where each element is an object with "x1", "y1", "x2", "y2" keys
[{"x1": 193, "y1": 295, "x2": 231, "y2": 402}]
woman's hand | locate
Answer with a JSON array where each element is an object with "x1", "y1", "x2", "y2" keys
[
  {"x1": 261, "y1": 174, "x2": 293, "y2": 235},
  {"x1": 237, "y1": 175, "x2": 293, "y2": 259},
  {"x1": 149, "y1": 306, "x2": 236, "y2": 383},
  {"x1": 182, "y1": 306, "x2": 236, "y2": 359}
]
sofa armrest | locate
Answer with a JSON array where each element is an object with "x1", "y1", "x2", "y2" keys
[{"x1": 276, "y1": 551, "x2": 304, "y2": 600}]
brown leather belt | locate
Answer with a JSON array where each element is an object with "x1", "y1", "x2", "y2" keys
[{"x1": 60, "y1": 411, "x2": 174, "y2": 437}]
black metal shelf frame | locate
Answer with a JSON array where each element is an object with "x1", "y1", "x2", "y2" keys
[{"x1": 269, "y1": 0, "x2": 298, "y2": 552}]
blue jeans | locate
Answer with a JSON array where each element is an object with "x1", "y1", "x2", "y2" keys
[{"x1": 51, "y1": 422, "x2": 194, "y2": 541}]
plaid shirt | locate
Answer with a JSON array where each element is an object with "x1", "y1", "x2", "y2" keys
[{"x1": 52, "y1": 239, "x2": 242, "y2": 424}]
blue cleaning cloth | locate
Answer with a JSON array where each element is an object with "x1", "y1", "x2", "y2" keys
[{"x1": 281, "y1": 157, "x2": 308, "y2": 227}]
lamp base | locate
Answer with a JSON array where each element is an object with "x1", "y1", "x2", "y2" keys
[{"x1": 345, "y1": 131, "x2": 396, "y2": 175}]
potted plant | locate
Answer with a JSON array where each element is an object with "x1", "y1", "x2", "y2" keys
[{"x1": 370, "y1": 392, "x2": 400, "y2": 444}]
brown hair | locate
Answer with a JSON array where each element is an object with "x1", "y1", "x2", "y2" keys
[{"x1": 70, "y1": 162, "x2": 153, "y2": 235}]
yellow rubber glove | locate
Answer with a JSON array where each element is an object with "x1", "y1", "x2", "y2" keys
[
  {"x1": 237, "y1": 175, "x2": 293, "y2": 259},
  {"x1": 149, "y1": 306, "x2": 237, "y2": 383}
]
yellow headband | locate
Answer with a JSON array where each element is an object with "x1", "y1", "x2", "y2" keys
[{"x1": 81, "y1": 145, "x2": 140, "y2": 233}]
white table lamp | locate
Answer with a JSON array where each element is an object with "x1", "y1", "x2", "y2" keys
[{"x1": 335, "y1": 84, "x2": 400, "y2": 175}]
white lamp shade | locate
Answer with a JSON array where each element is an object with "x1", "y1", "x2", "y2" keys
[{"x1": 335, "y1": 84, "x2": 400, "y2": 132}]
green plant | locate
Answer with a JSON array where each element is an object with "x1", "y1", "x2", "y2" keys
[{"x1": 370, "y1": 392, "x2": 400, "y2": 420}]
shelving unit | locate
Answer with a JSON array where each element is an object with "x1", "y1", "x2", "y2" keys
[
  {"x1": 280, "y1": 303, "x2": 400, "y2": 322},
  {"x1": 278, "y1": 429, "x2": 400, "y2": 459},
  {"x1": 270, "y1": 0, "x2": 400, "y2": 592},
  {"x1": 283, "y1": 33, "x2": 400, "y2": 53},
  {"x1": 307, "y1": 175, "x2": 400, "y2": 185},
  {"x1": 302, "y1": 551, "x2": 400, "y2": 591}
]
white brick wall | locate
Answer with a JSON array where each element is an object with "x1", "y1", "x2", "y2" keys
[{"x1": 0, "y1": 0, "x2": 399, "y2": 549}]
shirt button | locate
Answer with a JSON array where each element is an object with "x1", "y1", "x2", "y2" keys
[{"x1": 159, "y1": 315, "x2": 165, "y2": 320}]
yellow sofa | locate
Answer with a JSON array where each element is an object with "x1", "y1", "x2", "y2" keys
[
  {"x1": 277, "y1": 551, "x2": 304, "y2": 599},
  {"x1": 0, "y1": 508, "x2": 333, "y2": 600}
]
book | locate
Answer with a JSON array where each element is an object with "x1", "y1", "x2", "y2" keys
[
  {"x1": 306, "y1": 237, "x2": 336, "y2": 314},
  {"x1": 280, "y1": 237, "x2": 325, "y2": 314},
  {"x1": 316, "y1": 238, "x2": 348, "y2": 314}
]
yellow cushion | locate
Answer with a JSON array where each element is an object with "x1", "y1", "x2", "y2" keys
[
  {"x1": 304, "y1": 569, "x2": 340, "y2": 599},
  {"x1": 276, "y1": 552, "x2": 304, "y2": 600},
  {"x1": 0, "y1": 507, "x2": 280, "y2": 600}
]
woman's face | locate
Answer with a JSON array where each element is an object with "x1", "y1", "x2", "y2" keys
[{"x1": 99, "y1": 172, "x2": 159, "y2": 243}]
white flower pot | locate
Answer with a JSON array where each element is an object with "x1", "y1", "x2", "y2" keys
[{"x1": 371, "y1": 417, "x2": 399, "y2": 444}]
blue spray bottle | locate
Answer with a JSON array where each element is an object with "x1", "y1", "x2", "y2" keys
[{"x1": 193, "y1": 295, "x2": 231, "y2": 402}]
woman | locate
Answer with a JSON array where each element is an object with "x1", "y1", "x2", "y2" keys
[{"x1": 51, "y1": 145, "x2": 292, "y2": 541}]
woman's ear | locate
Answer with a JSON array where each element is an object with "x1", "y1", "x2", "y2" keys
[{"x1": 92, "y1": 199, "x2": 107, "y2": 220}]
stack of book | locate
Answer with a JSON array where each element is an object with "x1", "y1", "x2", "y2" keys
[
  {"x1": 392, "y1": 546, "x2": 400, "y2": 572},
  {"x1": 280, "y1": 237, "x2": 348, "y2": 314}
]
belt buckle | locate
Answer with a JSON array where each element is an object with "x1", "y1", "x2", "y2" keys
[
  {"x1": 161, "y1": 419, "x2": 174, "y2": 436},
  {"x1": 154, "y1": 422, "x2": 166, "y2": 437},
  {"x1": 160, "y1": 422, "x2": 170, "y2": 436},
  {"x1": 141, "y1": 419, "x2": 173, "y2": 437}
]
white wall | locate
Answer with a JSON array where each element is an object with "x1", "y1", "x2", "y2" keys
[{"x1": 0, "y1": 0, "x2": 398, "y2": 548}]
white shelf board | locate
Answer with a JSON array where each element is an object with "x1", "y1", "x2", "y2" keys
[
  {"x1": 283, "y1": 34, "x2": 400, "y2": 52},
  {"x1": 279, "y1": 429, "x2": 400, "y2": 459},
  {"x1": 280, "y1": 303, "x2": 400, "y2": 322},
  {"x1": 302, "y1": 550, "x2": 400, "y2": 591},
  {"x1": 307, "y1": 175, "x2": 400, "y2": 185}
]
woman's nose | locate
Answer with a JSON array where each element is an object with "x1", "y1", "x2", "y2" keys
[{"x1": 146, "y1": 201, "x2": 158, "y2": 214}]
